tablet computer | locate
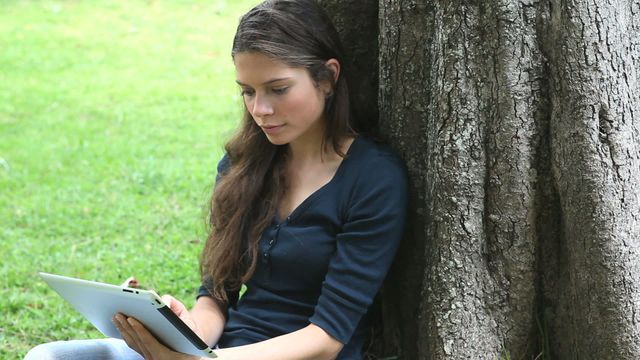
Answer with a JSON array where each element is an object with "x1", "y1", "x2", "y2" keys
[{"x1": 39, "y1": 272, "x2": 218, "y2": 358}]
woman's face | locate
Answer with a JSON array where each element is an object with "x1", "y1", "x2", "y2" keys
[{"x1": 234, "y1": 52, "x2": 331, "y2": 147}]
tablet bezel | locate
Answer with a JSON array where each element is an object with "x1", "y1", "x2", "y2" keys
[{"x1": 39, "y1": 272, "x2": 217, "y2": 358}]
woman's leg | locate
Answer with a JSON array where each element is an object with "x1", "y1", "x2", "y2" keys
[{"x1": 24, "y1": 338, "x2": 142, "y2": 360}]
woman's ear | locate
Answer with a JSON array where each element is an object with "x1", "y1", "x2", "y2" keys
[
  {"x1": 325, "y1": 58, "x2": 340, "y2": 83},
  {"x1": 321, "y1": 59, "x2": 340, "y2": 97}
]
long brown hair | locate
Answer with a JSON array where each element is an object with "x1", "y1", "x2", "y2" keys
[{"x1": 200, "y1": 0, "x2": 355, "y2": 301}]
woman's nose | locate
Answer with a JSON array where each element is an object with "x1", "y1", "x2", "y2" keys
[{"x1": 251, "y1": 95, "x2": 274, "y2": 117}]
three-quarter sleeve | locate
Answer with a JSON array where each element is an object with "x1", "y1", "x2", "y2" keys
[
  {"x1": 197, "y1": 276, "x2": 240, "y2": 307},
  {"x1": 309, "y1": 153, "x2": 409, "y2": 344}
]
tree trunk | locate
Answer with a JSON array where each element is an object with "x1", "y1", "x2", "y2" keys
[
  {"x1": 544, "y1": 1, "x2": 640, "y2": 358},
  {"x1": 321, "y1": 0, "x2": 640, "y2": 359}
]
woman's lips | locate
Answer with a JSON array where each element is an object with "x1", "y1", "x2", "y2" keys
[{"x1": 260, "y1": 124, "x2": 284, "y2": 134}]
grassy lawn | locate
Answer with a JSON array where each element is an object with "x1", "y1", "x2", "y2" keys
[{"x1": 0, "y1": 1, "x2": 259, "y2": 358}]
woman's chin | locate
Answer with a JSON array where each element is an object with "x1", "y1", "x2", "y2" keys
[{"x1": 263, "y1": 134, "x2": 290, "y2": 146}]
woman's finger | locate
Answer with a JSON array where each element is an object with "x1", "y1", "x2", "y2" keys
[
  {"x1": 161, "y1": 294, "x2": 188, "y2": 317},
  {"x1": 116, "y1": 315, "x2": 198, "y2": 360},
  {"x1": 128, "y1": 317, "x2": 199, "y2": 360},
  {"x1": 127, "y1": 316, "x2": 166, "y2": 355},
  {"x1": 123, "y1": 318, "x2": 154, "y2": 359},
  {"x1": 114, "y1": 314, "x2": 146, "y2": 357}
]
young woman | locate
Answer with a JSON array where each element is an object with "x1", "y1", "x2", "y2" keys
[{"x1": 25, "y1": 1, "x2": 407, "y2": 359}]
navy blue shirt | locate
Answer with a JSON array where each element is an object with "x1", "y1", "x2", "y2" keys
[{"x1": 198, "y1": 136, "x2": 408, "y2": 359}]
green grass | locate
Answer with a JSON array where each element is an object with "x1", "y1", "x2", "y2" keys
[{"x1": 0, "y1": 1, "x2": 259, "y2": 358}]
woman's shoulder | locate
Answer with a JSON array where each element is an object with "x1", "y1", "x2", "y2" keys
[
  {"x1": 348, "y1": 136, "x2": 406, "y2": 174},
  {"x1": 214, "y1": 153, "x2": 232, "y2": 184},
  {"x1": 339, "y1": 136, "x2": 408, "y2": 201},
  {"x1": 339, "y1": 136, "x2": 409, "y2": 217},
  {"x1": 217, "y1": 152, "x2": 231, "y2": 169}
]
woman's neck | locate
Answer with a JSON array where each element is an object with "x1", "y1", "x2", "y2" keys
[
  {"x1": 286, "y1": 135, "x2": 354, "y2": 168},
  {"x1": 287, "y1": 138, "x2": 329, "y2": 165}
]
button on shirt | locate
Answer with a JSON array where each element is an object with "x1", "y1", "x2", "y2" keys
[{"x1": 198, "y1": 136, "x2": 408, "y2": 360}]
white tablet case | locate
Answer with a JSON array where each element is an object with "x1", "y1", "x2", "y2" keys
[{"x1": 39, "y1": 272, "x2": 217, "y2": 358}]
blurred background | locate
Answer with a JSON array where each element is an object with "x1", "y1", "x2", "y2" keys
[{"x1": 0, "y1": 1, "x2": 259, "y2": 358}]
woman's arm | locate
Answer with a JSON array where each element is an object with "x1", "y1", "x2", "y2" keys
[
  {"x1": 212, "y1": 323, "x2": 343, "y2": 360},
  {"x1": 116, "y1": 316, "x2": 342, "y2": 360},
  {"x1": 189, "y1": 296, "x2": 228, "y2": 346}
]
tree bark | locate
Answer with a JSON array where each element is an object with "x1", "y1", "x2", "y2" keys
[
  {"x1": 321, "y1": 0, "x2": 640, "y2": 359},
  {"x1": 544, "y1": 1, "x2": 640, "y2": 358}
]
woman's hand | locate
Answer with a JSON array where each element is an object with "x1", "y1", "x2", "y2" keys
[
  {"x1": 113, "y1": 313, "x2": 201, "y2": 360},
  {"x1": 160, "y1": 295, "x2": 204, "y2": 340}
]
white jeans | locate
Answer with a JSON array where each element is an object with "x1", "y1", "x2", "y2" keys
[{"x1": 23, "y1": 338, "x2": 143, "y2": 360}]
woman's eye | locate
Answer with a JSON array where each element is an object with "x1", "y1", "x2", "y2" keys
[
  {"x1": 240, "y1": 89, "x2": 255, "y2": 97},
  {"x1": 272, "y1": 87, "x2": 289, "y2": 95}
]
